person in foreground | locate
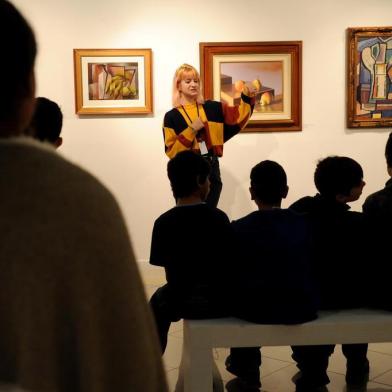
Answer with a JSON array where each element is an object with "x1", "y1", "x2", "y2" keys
[
  {"x1": 30, "y1": 96, "x2": 63, "y2": 148},
  {"x1": 290, "y1": 156, "x2": 368, "y2": 391},
  {"x1": 149, "y1": 150, "x2": 235, "y2": 353},
  {"x1": 363, "y1": 132, "x2": 392, "y2": 309},
  {"x1": 224, "y1": 160, "x2": 318, "y2": 392},
  {"x1": 162, "y1": 63, "x2": 255, "y2": 207},
  {"x1": 0, "y1": 2, "x2": 167, "y2": 391}
]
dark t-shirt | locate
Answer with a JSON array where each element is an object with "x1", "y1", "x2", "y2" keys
[
  {"x1": 150, "y1": 203, "x2": 234, "y2": 317},
  {"x1": 290, "y1": 194, "x2": 368, "y2": 309},
  {"x1": 231, "y1": 208, "x2": 318, "y2": 324}
]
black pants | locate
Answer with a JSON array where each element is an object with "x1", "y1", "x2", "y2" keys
[
  {"x1": 149, "y1": 285, "x2": 181, "y2": 354},
  {"x1": 291, "y1": 343, "x2": 368, "y2": 381},
  {"x1": 205, "y1": 156, "x2": 222, "y2": 208},
  {"x1": 149, "y1": 284, "x2": 227, "y2": 354},
  {"x1": 226, "y1": 347, "x2": 262, "y2": 374}
]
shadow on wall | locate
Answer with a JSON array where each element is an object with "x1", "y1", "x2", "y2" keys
[{"x1": 219, "y1": 167, "x2": 251, "y2": 219}]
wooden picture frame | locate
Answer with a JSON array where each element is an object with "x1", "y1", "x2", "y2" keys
[
  {"x1": 347, "y1": 27, "x2": 392, "y2": 128},
  {"x1": 73, "y1": 49, "x2": 153, "y2": 115},
  {"x1": 199, "y1": 41, "x2": 302, "y2": 132}
]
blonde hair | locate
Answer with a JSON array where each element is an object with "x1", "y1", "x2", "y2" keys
[{"x1": 172, "y1": 64, "x2": 204, "y2": 107}]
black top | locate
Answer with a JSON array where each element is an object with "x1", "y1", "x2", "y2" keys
[
  {"x1": 150, "y1": 203, "x2": 234, "y2": 317},
  {"x1": 363, "y1": 178, "x2": 392, "y2": 225},
  {"x1": 230, "y1": 208, "x2": 318, "y2": 324}
]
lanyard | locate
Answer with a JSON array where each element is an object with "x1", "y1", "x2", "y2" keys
[
  {"x1": 181, "y1": 103, "x2": 207, "y2": 150},
  {"x1": 181, "y1": 104, "x2": 200, "y2": 124}
]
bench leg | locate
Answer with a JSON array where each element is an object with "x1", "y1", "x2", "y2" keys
[
  {"x1": 177, "y1": 351, "x2": 223, "y2": 392},
  {"x1": 181, "y1": 326, "x2": 214, "y2": 392},
  {"x1": 183, "y1": 346, "x2": 212, "y2": 392}
]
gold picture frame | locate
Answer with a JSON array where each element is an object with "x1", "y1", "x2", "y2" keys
[
  {"x1": 200, "y1": 41, "x2": 302, "y2": 132},
  {"x1": 73, "y1": 49, "x2": 153, "y2": 115}
]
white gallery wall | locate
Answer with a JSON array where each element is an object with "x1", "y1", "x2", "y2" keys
[{"x1": 13, "y1": 0, "x2": 392, "y2": 262}]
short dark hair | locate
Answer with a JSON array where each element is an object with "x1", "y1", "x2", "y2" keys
[
  {"x1": 314, "y1": 156, "x2": 363, "y2": 197},
  {"x1": 250, "y1": 160, "x2": 287, "y2": 204},
  {"x1": 167, "y1": 151, "x2": 210, "y2": 199},
  {"x1": 31, "y1": 97, "x2": 63, "y2": 143},
  {"x1": 385, "y1": 132, "x2": 392, "y2": 168},
  {"x1": 0, "y1": 0, "x2": 36, "y2": 122}
]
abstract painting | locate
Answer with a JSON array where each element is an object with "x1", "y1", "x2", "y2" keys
[
  {"x1": 347, "y1": 27, "x2": 392, "y2": 128},
  {"x1": 74, "y1": 49, "x2": 152, "y2": 115}
]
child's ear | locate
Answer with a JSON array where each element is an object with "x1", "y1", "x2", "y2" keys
[
  {"x1": 196, "y1": 175, "x2": 208, "y2": 188},
  {"x1": 196, "y1": 175, "x2": 203, "y2": 187},
  {"x1": 249, "y1": 186, "x2": 255, "y2": 200},
  {"x1": 282, "y1": 185, "x2": 289, "y2": 199},
  {"x1": 336, "y1": 193, "x2": 348, "y2": 203},
  {"x1": 55, "y1": 137, "x2": 63, "y2": 149}
]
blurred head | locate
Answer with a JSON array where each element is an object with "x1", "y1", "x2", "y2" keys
[
  {"x1": 172, "y1": 64, "x2": 204, "y2": 107},
  {"x1": 250, "y1": 160, "x2": 288, "y2": 206},
  {"x1": 0, "y1": 0, "x2": 37, "y2": 135},
  {"x1": 167, "y1": 151, "x2": 211, "y2": 200},
  {"x1": 385, "y1": 132, "x2": 392, "y2": 170},
  {"x1": 30, "y1": 97, "x2": 63, "y2": 148},
  {"x1": 314, "y1": 156, "x2": 365, "y2": 202}
]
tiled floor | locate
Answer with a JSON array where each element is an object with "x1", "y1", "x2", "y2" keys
[{"x1": 139, "y1": 262, "x2": 392, "y2": 391}]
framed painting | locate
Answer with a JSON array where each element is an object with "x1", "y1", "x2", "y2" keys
[
  {"x1": 199, "y1": 41, "x2": 302, "y2": 132},
  {"x1": 347, "y1": 27, "x2": 392, "y2": 128},
  {"x1": 73, "y1": 49, "x2": 153, "y2": 115}
]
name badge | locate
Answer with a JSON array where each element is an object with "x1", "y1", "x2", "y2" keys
[{"x1": 198, "y1": 141, "x2": 208, "y2": 155}]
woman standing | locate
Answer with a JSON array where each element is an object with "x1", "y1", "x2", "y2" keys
[{"x1": 163, "y1": 64, "x2": 255, "y2": 207}]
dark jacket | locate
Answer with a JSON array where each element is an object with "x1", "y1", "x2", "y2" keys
[
  {"x1": 363, "y1": 178, "x2": 392, "y2": 309},
  {"x1": 290, "y1": 194, "x2": 368, "y2": 309}
]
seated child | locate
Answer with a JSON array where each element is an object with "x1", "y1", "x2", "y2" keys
[
  {"x1": 290, "y1": 156, "x2": 369, "y2": 391},
  {"x1": 363, "y1": 133, "x2": 392, "y2": 310},
  {"x1": 30, "y1": 97, "x2": 63, "y2": 148},
  {"x1": 149, "y1": 150, "x2": 235, "y2": 353},
  {"x1": 225, "y1": 160, "x2": 318, "y2": 391}
]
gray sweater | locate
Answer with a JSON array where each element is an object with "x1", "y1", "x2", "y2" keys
[{"x1": 0, "y1": 137, "x2": 167, "y2": 392}]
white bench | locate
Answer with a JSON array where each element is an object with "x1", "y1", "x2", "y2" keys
[{"x1": 180, "y1": 308, "x2": 392, "y2": 392}]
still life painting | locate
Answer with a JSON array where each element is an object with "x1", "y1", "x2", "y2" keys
[
  {"x1": 219, "y1": 61, "x2": 283, "y2": 114},
  {"x1": 200, "y1": 42, "x2": 302, "y2": 132}
]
